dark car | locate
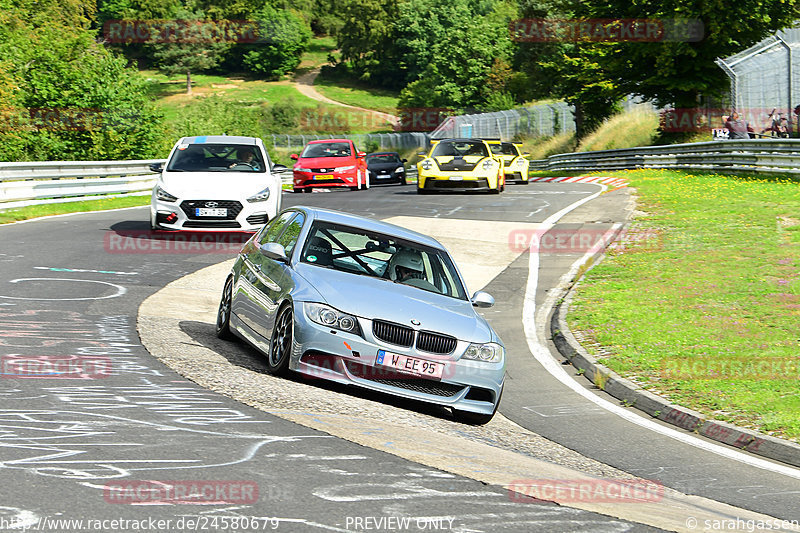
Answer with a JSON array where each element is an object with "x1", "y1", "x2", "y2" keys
[{"x1": 366, "y1": 152, "x2": 408, "y2": 186}]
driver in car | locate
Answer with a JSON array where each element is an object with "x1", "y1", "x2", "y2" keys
[
  {"x1": 229, "y1": 149, "x2": 260, "y2": 170},
  {"x1": 390, "y1": 249, "x2": 425, "y2": 282}
]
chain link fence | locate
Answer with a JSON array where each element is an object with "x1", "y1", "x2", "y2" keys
[
  {"x1": 429, "y1": 102, "x2": 575, "y2": 140},
  {"x1": 715, "y1": 26, "x2": 800, "y2": 134},
  {"x1": 268, "y1": 132, "x2": 430, "y2": 150}
]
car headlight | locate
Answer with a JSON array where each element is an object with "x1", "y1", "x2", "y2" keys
[
  {"x1": 517, "y1": 158, "x2": 527, "y2": 167},
  {"x1": 420, "y1": 159, "x2": 433, "y2": 171},
  {"x1": 482, "y1": 159, "x2": 496, "y2": 171},
  {"x1": 462, "y1": 342, "x2": 503, "y2": 363},
  {"x1": 304, "y1": 302, "x2": 362, "y2": 335},
  {"x1": 334, "y1": 165, "x2": 355, "y2": 172},
  {"x1": 295, "y1": 167, "x2": 312, "y2": 173},
  {"x1": 247, "y1": 188, "x2": 271, "y2": 203},
  {"x1": 156, "y1": 186, "x2": 177, "y2": 203},
  {"x1": 395, "y1": 166, "x2": 405, "y2": 173}
]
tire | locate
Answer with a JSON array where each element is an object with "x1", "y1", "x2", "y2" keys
[
  {"x1": 266, "y1": 303, "x2": 293, "y2": 376},
  {"x1": 303, "y1": 187, "x2": 312, "y2": 193},
  {"x1": 215, "y1": 276, "x2": 236, "y2": 340},
  {"x1": 417, "y1": 187, "x2": 430, "y2": 195},
  {"x1": 360, "y1": 170, "x2": 370, "y2": 190},
  {"x1": 400, "y1": 177, "x2": 407, "y2": 186},
  {"x1": 349, "y1": 186, "x2": 359, "y2": 191}
]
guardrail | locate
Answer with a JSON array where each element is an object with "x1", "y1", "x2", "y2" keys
[
  {"x1": 529, "y1": 139, "x2": 800, "y2": 174},
  {"x1": 0, "y1": 159, "x2": 419, "y2": 210},
  {"x1": 0, "y1": 160, "x2": 166, "y2": 210}
]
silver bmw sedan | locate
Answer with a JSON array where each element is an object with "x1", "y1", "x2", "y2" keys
[{"x1": 216, "y1": 206, "x2": 505, "y2": 424}]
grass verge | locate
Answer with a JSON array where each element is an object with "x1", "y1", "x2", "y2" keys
[
  {"x1": 567, "y1": 169, "x2": 800, "y2": 441},
  {"x1": 0, "y1": 196, "x2": 150, "y2": 224},
  {"x1": 314, "y1": 72, "x2": 400, "y2": 115}
]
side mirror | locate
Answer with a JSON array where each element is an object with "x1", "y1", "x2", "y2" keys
[
  {"x1": 259, "y1": 242, "x2": 289, "y2": 263},
  {"x1": 471, "y1": 291, "x2": 495, "y2": 308},
  {"x1": 271, "y1": 164, "x2": 289, "y2": 173},
  {"x1": 357, "y1": 151, "x2": 366, "y2": 158},
  {"x1": 402, "y1": 158, "x2": 408, "y2": 163},
  {"x1": 417, "y1": 152, "x2": 427, "y2": 157},
  {"x1": 290, "y1": 154, "x2": 299, "y2": 160},
  {"x1": 149, "y1": 162, "x2": 163, "y2": 173},
  {"x1": 523, "y1": 152, "x2": 531, "y2": 157}
]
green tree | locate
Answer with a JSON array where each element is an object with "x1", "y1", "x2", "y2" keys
[
  {"x1": 238, "y1": 6, "x2": 312, "y2": 79},
  {"x1": 566, "y1": 0, "x2": 800, "y2": 108},
  {"x1": 395, "y1": 0, "x2": 515, "y2": 109},
  {"x1": 0, "y1": 2, "x2": 164, "y2": 161},
  {"x1": 336, "y1": 0, "x2": 401, "y2": 84},
  {"x1": 148, "y1": 9, "x2": 230, "y2": 94}
]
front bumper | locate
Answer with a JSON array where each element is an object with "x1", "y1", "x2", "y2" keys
[
  {"x1": 289, "y1": 302, "x2": 504, "y2": 415},
  {"x1": 418, "y1": 173, "x2": 493, "y2": 192},
  {"x1": 150, "y1": 196, "x2": 275, "y2": 231},
  {"x1": 293, "y1": 170, "x2": 358, "y2": 189}
]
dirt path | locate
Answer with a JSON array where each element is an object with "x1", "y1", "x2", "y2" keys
[{"x1": 294, "y1": 68, "x2": 400, "y2": 127}]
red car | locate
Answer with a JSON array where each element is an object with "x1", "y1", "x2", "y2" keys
[{"x1": 291, "y1": 139, "x2": 369, "y2": 193}]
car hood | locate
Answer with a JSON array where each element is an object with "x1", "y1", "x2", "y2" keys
[
  {"x1": 296, "y1": 156, "x2": 355, "y2": 169},
  {"x1": 368, "y1": 162, "x2": 402, "y2": 172},
  {"x1": 159, "y1": 171, "x2": 275, "y2": 199},
  {"x1": 295, "y1": 263, "x2": 493, "y2": 343}
]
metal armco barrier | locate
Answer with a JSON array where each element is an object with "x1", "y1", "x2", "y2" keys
[
  {"x1": 529, "y1": 139, "x2": 800, "y2": 174},
  {"x1": 0, "y1": 160, "x2": 166, "y2": 209}
]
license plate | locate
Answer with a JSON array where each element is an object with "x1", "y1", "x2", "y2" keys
[
  {"x1": 314, "y1": 174, "x2": 335, "y2": 180},
  {"x1": 448, "y1": 176, "x2": 463, "y2": 181},
  {"x1": 375, "y1": 350, "x2": 444, "y2": 379},
  {"x1": 195, "y1": 208, "x2": 227, "y2": 217}
]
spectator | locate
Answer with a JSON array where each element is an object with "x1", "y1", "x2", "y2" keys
[{"x1": 724, "y1": 111, "x2": 751, "y2": 139}]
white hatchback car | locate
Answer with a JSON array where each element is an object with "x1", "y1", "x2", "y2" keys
[{"x1": 150, "y1": 136, "x2": 286, "y2": 231}]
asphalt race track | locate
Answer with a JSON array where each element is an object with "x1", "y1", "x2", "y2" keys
[{"x1": 0, "y1": 182, "x2": 798, "y2": 532}]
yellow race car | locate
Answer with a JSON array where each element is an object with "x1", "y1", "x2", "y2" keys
[
  {"x1": 416, "y1": 138, "x2": 505, "y2": 194},
  {"x1": 484, "y1": 139, "x2": 530, "y2": 184}
]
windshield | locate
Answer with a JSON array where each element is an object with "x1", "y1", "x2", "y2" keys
[
  {"x1": 489, "y1": 142, "x2": 519, "y2": 156},
  {"x1": 367, "y1": 154, "x2": 400, "y2": 164},
  {"x1": 300, "y1": 142, "x2": 353, "y2": 158},
  {"x1": 167, "y1": 143, "x2": 266, "y2": 172},
  {"x1": 431, "y1": 140, "x2": 488, "y2": 158},
  {"x1": 300, "y1": 222, "x2": 467, "y2": 300}
]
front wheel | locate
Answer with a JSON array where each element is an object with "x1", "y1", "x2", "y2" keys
[
  {"x1": 360, "y1": 171, "x2": 370, "y2": 190},
  {"x1": 417, "y1": 187, "x2": 430, "y2": 195},
  {"x1": 266, "y1": 304, "x2": 293, "y2": 375},
  {"x1": 215, "y1": 276, "x2": 235, "y2": 340}
]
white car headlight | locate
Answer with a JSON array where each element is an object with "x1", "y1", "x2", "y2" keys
[
  {"x1": 295, "y1": 167, "x2": 312, "y2": 173},
  {"x1": 156, "y1": 186, "x2": 177, "y2": 203},
  {"x1": 247, "y1": 188, "x2": 271, "y2": 203},
  {"x1": 517, "y1": 158, "x2": 527, "y2": 167},
  {"x1": 420, "y1": 159, "x2": 433, "y2": 171},
  {"x1": 462, "y1": 342, "x2": 503, "y2": 363},
  {"x1": 395, "y1": 166, "x2": 405, "y2": 173},
  {"x1": 482, "y1": 159, "x2": 496, "y2": 171},
  {"x1": 335, "y1": 165, "x2": 355, "y2": 172},
  {"x1": 304, "y1": 302, "x2": 361, "y2": 335}
]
